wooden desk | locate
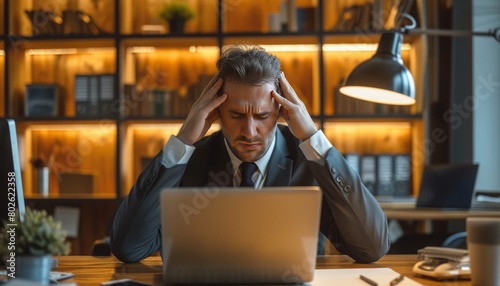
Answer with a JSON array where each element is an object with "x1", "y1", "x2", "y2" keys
[
  {"x1": 53, "y1": 255, "x2": 471, "y2": 285},
  {"x1": 382, "y1": 208, "x2": 500, "y2": 220}
]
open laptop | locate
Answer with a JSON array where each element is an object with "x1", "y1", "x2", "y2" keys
[
  {"x1": 377, "y1": 163, "x2": 479, "y2": 210},
  {"x1": 160, "y1": 186, "x2": 322, "y2": 284},
  {"x1": 415, "y1": 163, "x2": 479, "y2": 209}
]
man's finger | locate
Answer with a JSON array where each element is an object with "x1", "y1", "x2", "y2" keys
[
  {"x1": 272, "y1": 90, "x2": 292, "y2": 111},
  {"x1": 204, "y1": 93, "x2": 227, "y2": 112},
  {"x1": 279, "y1": 72, "x2": 301, "y2": 103},
  {"x1": 201, "y1": 72, "x2": 220, "y2": 94},
  {"x1": 197, "y1": 77, "x2": 223, "y2": 105}
]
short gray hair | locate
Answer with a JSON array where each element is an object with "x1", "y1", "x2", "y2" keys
[{"x1": 216, "y1": 44, "x2": 281, "y2": 88}]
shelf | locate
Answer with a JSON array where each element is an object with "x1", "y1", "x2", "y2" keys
[
  {"x1": 9, "y1": 0, "x2": 115, "y2": 37},
  {"x1": 0, "y1": 40, "x2": 3, "y2": 118},
  {"x1": 0, "y1": 0, "x2": 432, "y2": 256},
  {"x1": 25, "y1": 194, "x2": 117, "y2": 201},
  {"x1": 0, "y1": 0, "x2": 4, "y2": 36},
  {"x1": 11, "y1": 117, "x2": 119, "y2": 122},
  {"x1": 121, "y1": 122, "x2": 221, "y2": 196},
  {"x1": 323, "y1": 114, "x2": 423, "y2": 120},
  {"x1": 3, "y1": 0, "x2": 427, "y2": 206},
  {"x1": 16, "y1": 122, "x2": 117, "y2": 199}
]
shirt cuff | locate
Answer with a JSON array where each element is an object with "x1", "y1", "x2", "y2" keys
[
  {"x1": 161, "y1": 135, "x2": 196, "y2": 168},
  {"x1": 299, "y1": 130, "x2": 333, "y2": 164}
]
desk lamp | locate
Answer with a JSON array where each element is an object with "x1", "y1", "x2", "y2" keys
[{"x1": 339, "y1": 13, "x2": 500, "y2": 106}]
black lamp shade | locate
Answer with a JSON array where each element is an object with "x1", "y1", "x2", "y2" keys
[{"x1": 340, "y1": 32, "x2": 416, "y2": 105}]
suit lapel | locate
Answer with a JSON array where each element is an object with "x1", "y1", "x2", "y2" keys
[
  {"x1": 207, "y1": 134, "x2": 234, "y2": 187},
  {"x1": 264, "y1": 128, "x2": 293, "y2": 186}
]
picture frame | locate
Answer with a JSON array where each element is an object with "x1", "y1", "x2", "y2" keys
[{"x1": 25, "y1": 84, "x2": 59, "y2": 117}]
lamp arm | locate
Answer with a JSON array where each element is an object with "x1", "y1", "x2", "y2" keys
[{"x1": 406, "y1": 27, "x2": 500, "y2": 43}]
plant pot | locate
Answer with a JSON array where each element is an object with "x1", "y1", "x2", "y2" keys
[
  {"x1": 17, "y1": 254, "x2": 52, "y2": 285},
  {"x1": 168, "y1": 19, "x2": 186, "y2": 35}
]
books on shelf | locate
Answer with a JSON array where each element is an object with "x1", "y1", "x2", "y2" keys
[
  {"x1": 345, "y1": 153, "x2": 411, "y2": 196},
  {"x1": 75, "y1": 74, "x2": 115, "y2": 118},
  {"x1": 121, "y1": 74, "x2": 213, "y2": 118}
]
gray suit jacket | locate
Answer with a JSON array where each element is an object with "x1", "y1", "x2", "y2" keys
[{"x1": 110, "y1": 125, "x2": 390, "y2": 263}]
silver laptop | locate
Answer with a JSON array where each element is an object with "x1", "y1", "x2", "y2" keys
[{"x1": 160, "y1": 186, "x2": 322, "y2": 284}]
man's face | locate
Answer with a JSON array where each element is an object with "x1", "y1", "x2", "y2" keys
[{"x1": 219, "y1": 80, "x2": 279, "y2": 162}]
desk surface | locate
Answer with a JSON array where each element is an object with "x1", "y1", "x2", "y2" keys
[
  {"x1": 379, "y1": 202, "x2": 500, "y2": 220},
  {"x1": 53, "y1": 255, "x2": 471, "y2": 286},
  {"x1": 384, "y1": 208, "x2": 500, "y2": 220}
]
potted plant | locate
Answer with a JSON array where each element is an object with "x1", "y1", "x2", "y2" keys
[
  {"x1": 158, "y1": 1, "x2": 195, "y2": 35},
  {"x1": 0, "y1": 208, "x2": 71, "y2": 284}
]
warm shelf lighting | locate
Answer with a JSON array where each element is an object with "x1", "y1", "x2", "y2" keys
[
  {"x1": 27, "y1": 47, "x2": 115, "y2": 55},
  {"x1": 126, "y1": 44, "x2": 411, "y2": 55},
  {"x1": 0, "y1": 50, "x2": 4, "y2": 56},
  {"x1": 260, "y1": 45, "x2": 318, "y2": 52},
  {"x1": 129, "y1": 123, "x2": 221, "y2": 131},
  {"x1": 27, "y1": 123, "x2": 116, "y2": 131},
  {"x1": 128, "y1": 46, "x2": 219, "y2": 54},
  {"x1": 128, "y1": 46, "x2": 157, "y2": 53},
  {"x1": 188, "y1": 46, "x2": 219, "y2": 53},
  {"x1": 323, "y1": 122, "x2": 411, "y2": 129},
  {"x1": 323, "y1": 43, "x2": 411, "y2": 52}
]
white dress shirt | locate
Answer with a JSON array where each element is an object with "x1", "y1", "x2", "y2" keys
[{"x1": 161, "y1": 129, "x2": 333, "y2": 187}]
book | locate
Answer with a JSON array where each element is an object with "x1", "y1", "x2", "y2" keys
[
  {"x1": 360, "y1": 155, "x2": 377, "y2": 195},
  {"x1": 75, "y1": 74, "x2": 115, "y2": 118},
  {"x1": 377, "y1": 154, "x2": 395, "y2": 196},
  {"x1": 345, "y1": 153, "x2": 360, "y2": 174},
  {"x1": 394, "y1": 154, "x2": 411, "y2": 196},
  {"x1": 357, "y1": 154, "x2": 412, "y2": 196}
]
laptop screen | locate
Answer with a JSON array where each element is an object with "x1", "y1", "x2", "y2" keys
[
  {"x1": 0, "y1": 119, "x2": 26, "y2": 227},
  {"x1": 160, "y1": 186, "x2": 322, "y2": 284},
  {"x1": 416, "y1": 164, "x2": 479, "y2": 209}
]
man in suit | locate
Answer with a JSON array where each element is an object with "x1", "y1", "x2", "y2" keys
[{"x1": 110, "y1": 44, "x2": 390, "y2": 264}]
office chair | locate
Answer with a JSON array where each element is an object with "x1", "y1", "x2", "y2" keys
[
  {"x1": 442, "y1": 231, "x2": 467, "y2": 249},
  {"x1": 91, "y1": 236, "x2": 111, "y2": 256}
]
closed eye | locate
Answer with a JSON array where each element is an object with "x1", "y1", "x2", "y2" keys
[
  {"x1": 228, "y1": 112, "x2": 271, "y2": 120},
  {"x1": 256, "y1": 113, "x2": 270, "y2": 120},
  {"x1": 229, "y1": 112, "x2": 245, "y2": 119}
]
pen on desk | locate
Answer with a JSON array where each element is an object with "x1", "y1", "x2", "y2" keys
[
  {"x1": 390, "y1": 274, "x2": 405, "y2": 286},
  {"x1": 359, "y1": 274, "x2": 378, "y2": 286}
]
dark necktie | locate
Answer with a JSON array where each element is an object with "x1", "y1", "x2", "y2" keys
[{"x1": 239, "y1": 162, "x2": 258, "y2": 187}]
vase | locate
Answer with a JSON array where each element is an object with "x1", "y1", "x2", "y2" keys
[
  {"x1": 36, "y1": 166, "x2": 49, "y2": 197},
  {"x1": 17, "y1": 255, "x2": 52, "y2": 285},
  {"x1": 168, "y1": 19, "x2": 186, "y2": 35}
]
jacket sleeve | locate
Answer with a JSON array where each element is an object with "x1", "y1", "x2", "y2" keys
[
  {"x1": 309, "y1": 146, "x2": 391, "y2": 263},
  {"x1": 110, "y1": 150, "x2": 186, "y2": 263}
]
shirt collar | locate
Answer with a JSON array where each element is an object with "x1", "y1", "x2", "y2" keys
[{"x1": 224, "y1": 130, "x2": 276, "y2": 177}]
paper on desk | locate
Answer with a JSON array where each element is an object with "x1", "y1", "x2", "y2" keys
[{"x1": 309, "y1": 268, "x2": 422, "y2": 286}]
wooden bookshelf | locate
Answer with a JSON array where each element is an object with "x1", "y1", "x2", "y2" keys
[{"x1": 1, "y1": 0, "x2": 428, "y2": 254}]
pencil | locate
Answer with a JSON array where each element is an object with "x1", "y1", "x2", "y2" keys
[
  {"x1": 390, "y1": 274, "x2": 405, "y2": 286},
  {"x1": 359, "y1": 274, "x2": 378, "y2": 286}
]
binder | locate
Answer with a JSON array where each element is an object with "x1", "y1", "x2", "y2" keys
[{"x1": 75, "y1": 74, "x2": 115, "y2": 118}]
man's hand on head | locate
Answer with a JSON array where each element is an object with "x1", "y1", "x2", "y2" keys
[
  {"x1": 176, "y1": 73, "x2": 227, "y2": 145},
  {"x1": 271, "y1": 72, "x2": 318, "y2": 141}
]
